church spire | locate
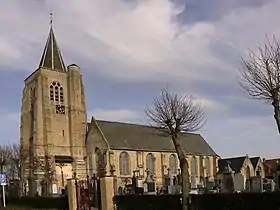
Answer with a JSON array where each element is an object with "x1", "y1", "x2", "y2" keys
[{"x1": 39, "y1": 14, "x2": 66, "y2": 71}]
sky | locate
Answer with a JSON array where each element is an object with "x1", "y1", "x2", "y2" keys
[{"x1": 0, "y1": 0, "x2": 280, "y2": 158}]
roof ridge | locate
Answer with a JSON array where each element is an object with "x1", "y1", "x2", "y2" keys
[
  {"x1": 95, "y1": 119, "x2": 200, "y2": 136},
  {"x1": 222, "y1": 156, "x2": 246, "y2": 159}
]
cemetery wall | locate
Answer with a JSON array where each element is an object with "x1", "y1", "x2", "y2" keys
[{"x1": 114, "y1": 192, "x2": 280, "y2": 210}]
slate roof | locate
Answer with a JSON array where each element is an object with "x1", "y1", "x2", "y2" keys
[
  {"x1": 93, "y1": 120, "x2": 217, "y2": 156},
  {"x1": 250, "y1": 157, "x2": 260, "y2": 170},
  {"x1": 39, "y1": 26, "x2": 66, "y2": 71},
  {"x1": 218, "y1": 156, "x2": 246, "y2": 173}
]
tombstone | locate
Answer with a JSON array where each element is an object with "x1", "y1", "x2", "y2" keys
[
  {"x1": 144, "y1": 171, "x2": 156, "y2": 195},
  {"x1": 199, "y1": 176, "x2": 206, "y2": 188},
  {"x1": 117, "y1": 186, "x2": 123, "y2": 195},
  {"x1": 250, "y1": 167, "x2": 263, "y2": 192},
  {"x1": 233, "y1": 173, "x2": 245, "y2": 192},
  {"x1": 163, "y1": 169, "x2": 174, "y2": 194},
  {"x1": 263, "y1": 178, "x2": 275, "y2": 192},
  {"x1": 171, "y1": 176, "x2": 182, "y2": 194},
  {"x1": 250, "y1": 176, "x2": 262, "y2": 192},
  {"x1": 221, "y1": 161, "x2": 235, "y2": 193},
  {"x1": 52, "y1": 183, "x2": 58, "y2": 194},
  {"x1": 132, "y1": 171, "x2": 137, "y2": 192},
  {"x1": 206, "y1": 180, "x2": 214, "y2": 191}
]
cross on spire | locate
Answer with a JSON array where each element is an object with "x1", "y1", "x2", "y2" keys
[{"x1": 50, "y1": 12, "x2": 53, "y2": 26}]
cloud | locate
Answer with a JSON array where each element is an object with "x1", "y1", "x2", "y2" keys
[
  {"x1": 0, "y1": 0, "x2": 274, "y2": 83},
  {"x1": 89, "y1": 108, "x2": 141, "y2": 123},
  {"x1": 1, "y1": 0, "x2": 280, "y2": 157}
]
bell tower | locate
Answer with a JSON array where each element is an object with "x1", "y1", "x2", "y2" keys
[{"x1": 20, "y1": 22, "x2": 87, "y2": 193}]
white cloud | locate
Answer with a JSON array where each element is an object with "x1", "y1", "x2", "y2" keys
[
  {"x1": 88, "y1": 108, "x2": 141, "y2": 122},
  {"x1": 1, "y1": 0, "x2": 279, "y2": 84}
]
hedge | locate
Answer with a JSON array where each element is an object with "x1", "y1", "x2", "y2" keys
[
  {"x1": 114, "y1": 192, "x2": 280, "y2": 210},
  {"x1": 5, "y1": 196, "x2": 69, "y2": 210},
  {"x1": 114, "y1": 194, "x2": 182, "y2": 210}
]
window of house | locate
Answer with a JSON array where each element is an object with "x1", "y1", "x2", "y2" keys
[
  {"x1": 146, "y1": 153, "x2": 155, "y2": 175},
  {"x1": 169, "y1": 154, "x2": 178, "y2": 175},
  {"x1": 50, "y1": 82, "x2": 64, "y2": 103},
  {"x1": 119, "y1": 152, "x2": 130, "y2": 176}
]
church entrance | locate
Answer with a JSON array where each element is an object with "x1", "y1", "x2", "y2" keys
[{"x1": 75, "y1": 174, "x2": 101, "y2": 210}]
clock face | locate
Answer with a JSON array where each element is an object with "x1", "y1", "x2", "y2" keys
[{"x1": 56, "y1": 105, "x2": 65, "y2": 115}]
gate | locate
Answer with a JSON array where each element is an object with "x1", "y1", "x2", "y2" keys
[
  {"x1": 75, "y1": 174, "x2": 101, "y2": 210},
  {"x1": 89, "y1": 174, "x2": 101, "y2": 209}
]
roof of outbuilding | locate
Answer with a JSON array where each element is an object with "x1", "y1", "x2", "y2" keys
[{"x1": 218, "y1": 156, "x2": 246, "y2": 173}]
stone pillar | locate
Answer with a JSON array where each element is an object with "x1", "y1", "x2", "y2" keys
[
  {"x1": 67, "y1": 179, "x2": 77, "y2": 210},
  {"x1": 100, "y1": 176, "x2": 115, "y2": 210}
]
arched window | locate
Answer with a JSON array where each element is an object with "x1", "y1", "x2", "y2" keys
[
  {"x1": 119, "y1": 152, "x2": 130, "y2": 176},
  {"x1": 190, "y1": 156, "x2": 197, "y2": 188},
  {"x1": 95, "y1": 148, "x2": 103, "y2": 175},
  {"x1": 205, "y1": 157, "x2": 211, "y2": 176},
  {"x1": 246, "y1": 166, "x2": 250, "y2": 179},
  {"x1": 50, "y1": 82, "x2": 64, "y2": 103},
  {"x1": 190, "y1": 156, "x2": 197, "y2": 175},
  {"x1": 146, "y1": 153, "x2": 155, "y2": 175},
  {"x1": 200, "y1": 156, "x2": 204, "y2": 175},
  {"x1": 245, "y1": 166, "x2": 251, "y2": 191},
  {"x1": 169, "y1": 154, "x2": 178, "y2": 175}
]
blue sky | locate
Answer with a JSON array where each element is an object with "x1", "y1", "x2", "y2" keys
[{"x1": 0, "y1": 0, "x2": 280, "y2": 158}]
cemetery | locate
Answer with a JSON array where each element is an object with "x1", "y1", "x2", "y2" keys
[{"x1": 2, "y1": 155, "x2": 280, "y2": 210}]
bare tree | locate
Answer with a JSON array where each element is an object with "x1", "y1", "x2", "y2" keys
[
  {"x1": 145, "y1": 89, "x2": 205, "y2": 210},
  {"x1": 34, "y1": 152, "x2": 55, "y2": 196},
  {"x1": 9, "y1": 143, "x2": 23, "y2": 180},
  {"x1": 0, "y1": 145, "x2": 12, "y2": 173},
  {"x1": 238, "y1": 36, "x2": 280, "y2": 133}
]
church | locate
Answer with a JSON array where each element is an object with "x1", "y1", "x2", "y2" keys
[{"x1": 20, "y1": 25, "x2": 219, "y2": 194}]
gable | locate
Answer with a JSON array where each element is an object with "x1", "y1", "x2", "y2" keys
[
  {"x1": 250, "y1": 157, "x2": 261, "y2": 170},
  {"x1": 94, "y1": 120, "x2": 217, "y2": 156}
]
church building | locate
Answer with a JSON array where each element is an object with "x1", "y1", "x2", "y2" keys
[{"x1": 20, "y1": 25, "x2": 219, "y2": 194}]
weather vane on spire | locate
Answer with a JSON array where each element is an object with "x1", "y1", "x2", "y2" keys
[{"x1": 50, "y1": 12, "x2": 53, "y2": 26}]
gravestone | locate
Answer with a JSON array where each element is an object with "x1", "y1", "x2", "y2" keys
[
  {"x1": 221, "y1": 161, "x2": 235, "y2": 193},
  {"x1": 263, "y1": 178, "x2": 275, "y2": 192},
  {"x1": 144, "y1": 170, "x2": 156, "y2": 195},
  {"x1": 251, "y1": 176, "x2": 262, "y2": 192},
  {"x1": 163, "y1": 169, "x2": 174, "y2": 194},
  {"x1": 233, "y1": 173, "x2": 245, "y2": 192}
]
